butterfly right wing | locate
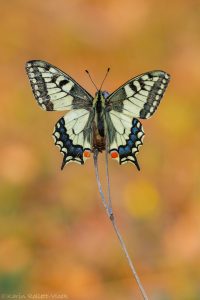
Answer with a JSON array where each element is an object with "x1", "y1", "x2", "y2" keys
[
  {"x1": 105, "y1": 70, "x2": 170, "y2": 169},
  {"x1": 53, "y1": 108, "x2": 94, "y2": 168},
  {"x1": 106, "y1": 70, "x2": 170, "y2": 119},
  {"x1": 25, "y1": 60, "x2": 93, "y2": 111}
]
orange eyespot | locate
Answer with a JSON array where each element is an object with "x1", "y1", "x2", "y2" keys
[
  {"x1": 83, "y1": 150, "x2": 91, "y2": 158},
  {"x1": 111, "y1": 151, "x2": 119, "y2": 159}
]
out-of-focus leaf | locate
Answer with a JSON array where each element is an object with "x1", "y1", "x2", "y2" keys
[{"x1": 123, "y1": 180, "x2": 160, "y2": 219}]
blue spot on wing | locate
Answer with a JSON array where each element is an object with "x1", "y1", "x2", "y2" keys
[
  {"x1": 133, "y1": 119, "x2": 138, "y2": 126},
  {"x1": 119, "y1": 147, "x2": 126, "y2": 155},
  {"x1": 130, "y1": 134, "x2": 137, "y2": 141},
  {"x1": 128, "y1": 140, "x2": 134, "y2": 147},
  {"x1": 132, "y1": 127, "x2": 138, "y2": 134},
  {"x1": 74, "y1": 147, "x2": 83, "y2": 156},
  {"x1": 125, "y1": 145, "x2": 130, "y2": 152}
]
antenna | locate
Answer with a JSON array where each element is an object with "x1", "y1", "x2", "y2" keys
[
  {"x1": 100, "y1": 68, "x2": 110, "y2": 90},
  {"x1": 85, "y1": 70, "x2": 98, "y2": 91}
]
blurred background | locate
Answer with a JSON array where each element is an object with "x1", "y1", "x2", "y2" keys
[{"x1": 0, "y1": 0, "x2": 200, "y2": 299}]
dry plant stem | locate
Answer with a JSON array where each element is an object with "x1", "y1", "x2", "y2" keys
[{"x1": 93, "y1": 149, "x2": 149, "y2": 300}]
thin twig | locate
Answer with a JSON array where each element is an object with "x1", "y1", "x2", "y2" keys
[
  {"x1": 93, "y1": 149, "x2": 149, "y2": 300},
  {"x1": 105, "y1": 138, "x2": 113, "y2": 215},
  {"x1": 94, "y1": 151, "x2": 110, "y2": 218}
]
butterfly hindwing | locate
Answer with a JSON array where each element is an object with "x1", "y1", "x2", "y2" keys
[
  {"x1": 106, "y1": 71, "x2": 170, "y2": 119},
  {"x1": 106, "y1": 111, "x2": 144, "y2": 170},
  {"x1": 53, "y1": 109, "x2": 94, "y2": 168},
  {"x1": 26, "y1": 60, "x2": 93, "y2": 111}
]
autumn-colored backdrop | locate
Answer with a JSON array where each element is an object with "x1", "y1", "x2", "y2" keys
[{"x1": 0, "y1": 1, "x2": 200, "y2": 299}]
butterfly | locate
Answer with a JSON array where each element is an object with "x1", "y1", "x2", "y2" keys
[{"x1": 25, "y1": 60, "x2": 170, "y2": 170}]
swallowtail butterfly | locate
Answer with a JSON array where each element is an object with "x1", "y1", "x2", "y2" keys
[{"x1": 26, "y1": 60, "x2": 170, "y2": 170}]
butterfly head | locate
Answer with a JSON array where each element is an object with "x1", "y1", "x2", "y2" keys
[
  {"x1": 93, "y1": 90, "x2": 110, "y2": 107},
  {"x1": 95, "y1": 90, "x2": 109, "y2": 98},
  {"x1": 102, "y1": 91, "x2": 110, "y2": 99}
]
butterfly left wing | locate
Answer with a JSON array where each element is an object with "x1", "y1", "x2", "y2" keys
[
  {"x1": 106, "y1": 70, "x2": 170, "y2": 119},
  {"x1": 105, "y1": 111, "x2": 144, "y2": 170},
  {"x1": 53, "y1": 109, "x2": 94, "y2": 169},
  {"x1": 25, "y1": 60, "x2": 93, "y2": 111}
]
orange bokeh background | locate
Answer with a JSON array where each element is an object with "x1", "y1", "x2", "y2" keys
[{"x1": 0, "y1": 1, "x2": 200, "y2": 299}]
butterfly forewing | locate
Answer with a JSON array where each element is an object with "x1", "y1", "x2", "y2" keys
[
  {"x1": 25, "y1": 60, "x2": 93, "y2": 111},
  {"x1": 106, "y1": 70, "x2": 170, "y2": 119}
]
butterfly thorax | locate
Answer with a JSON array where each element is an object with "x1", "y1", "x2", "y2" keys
[{"x1": 92, "y1": 91, "x2": 107, "y2": 151}]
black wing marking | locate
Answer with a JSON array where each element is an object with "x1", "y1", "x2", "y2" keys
[
  {"x1": 25, "y1": 60, "x2": 93, "y2": 111},
  {"x1": 106, "y1": 71, "x2": 170, "y2": 119},
  {"x1": 105, "y1": 111, "x2": 144, "y2": 170},
  {"x1": 53, "y1": 109, "x2": 94, "y2": 168}
]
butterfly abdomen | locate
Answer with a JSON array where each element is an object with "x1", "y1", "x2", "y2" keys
[
  {"x1": 92, "y1": 92, "x2": 106, "y2": 151},
  {"x1": 92, "y1": 123, "x2": 105, "y2": 152}
]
